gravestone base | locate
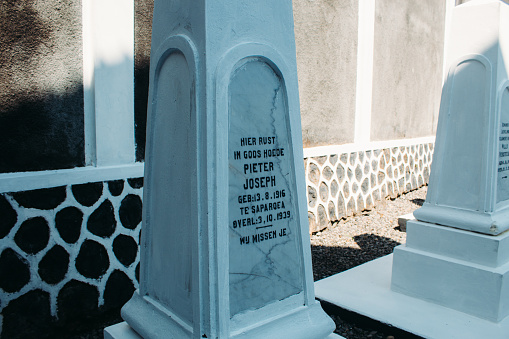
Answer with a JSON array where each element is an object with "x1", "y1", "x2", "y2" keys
[
  {"x1": 315, "y1": 219, "x2": 509, "y2": 338},
  {"x1": 315, "y1": 255, "x2": 509, "y2": 339},
  {"x1": 104, "y1": 322, "x2": 141, "y2": 339},
  {"x1": 392, "y1": 220, "x2": 509, "y2": 322},
  {"x1": 105, "y1": 323, "x2": 342, "y2": 339},
  {"x1": 106, "y1": 291, "x2": 342, "y2": 338}
]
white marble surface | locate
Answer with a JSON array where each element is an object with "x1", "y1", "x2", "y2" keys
[
  {"x1": 143, "y1": 51, "x2": 194, "y2": 323},
  {"x1": 120, "y1": 0, "x2": 335, "y2": 337},
  {"x1": 316, "y1": 255, "x2": 509, "y2": 339},
  {"x1": 228, "y1": 59, "x2": 303, "y2": 316},
  {"x1": 104, "y1": 322, "x2": 141, "y2": 339}
]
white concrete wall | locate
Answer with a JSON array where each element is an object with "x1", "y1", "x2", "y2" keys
[{"x1": 294, "y1": 0, "x2": 447, "y2": 149}]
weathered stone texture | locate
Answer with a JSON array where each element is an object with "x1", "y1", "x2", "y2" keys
[
  {"x1": 0, "y1": 195, "x2": 17, "y2": 238},
  {"x1": 10, "y1": 186, "x2": 66, "y2": 210},
  {"x1": 108, "y1": 180, "x2": 125, "y2": 196},
  {"x1": 87, "y1": 200, "x2": 116, "y2": 238},
  {"x1": 293, "y1": 0, "x2": 358, "y2": 147},
  {"x1": 72, "y1": 182, "x2": 103, "y2": 207},
  {"x1": 371, "y1": 0, "x2": 445, "y2": 141},
  {"x1": 119, "y1": 194, "x2": 143, "y2": 230},
  {"x1": 103, "y1": 270, "x2": 135, "y2": 310},
  {"x1": 15, "y1": 217, "x2": 50, "y2": 255},
  {"x1": 57, "y1": 280, "x2": 99, "y2": 323},
  {"x1": 0, "y1": 248, "x2": 30, "y2": 293},
  {"x1": 38, "y1": 245, "x2": 69, "y2": 285},
  {"x1": 113, "y1": 234, "x2": 138, "y2": 267},
  {"x1": 75, "y1": 240, "x2": 109, "y2": 279},
  {"x1": 55, "y1": 206, "x2": 83, "y2": 244}
]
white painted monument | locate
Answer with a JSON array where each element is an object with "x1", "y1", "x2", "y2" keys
[
  {"x1": 316, "y1": 1, "x2": 509, "y2": 338},
  {"x1": 105, "y1": 1, "x2": 337, "y2": 338}
]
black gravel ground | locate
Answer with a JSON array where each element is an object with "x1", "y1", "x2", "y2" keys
[{"x1": 72, "y1": 186, "x2": 427, "y2": 339}]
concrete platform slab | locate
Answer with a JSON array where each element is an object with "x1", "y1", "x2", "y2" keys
[{"x1": 315, "y1": 254, "x2": 509, "y2": 339}]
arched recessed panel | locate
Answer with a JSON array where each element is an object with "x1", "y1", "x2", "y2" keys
[
  {"x1": 497, "y1": 87, "x2": 509, "y2": 204},
  {"x1": 145, "y1": 50, "x2": 194, "y2": 324},
  {"x1": 436, "y1": 59, "x2": 488, "y2": 210},
  {"x1": 228, "y1": 58, "x2": 303, "y2": 317}
]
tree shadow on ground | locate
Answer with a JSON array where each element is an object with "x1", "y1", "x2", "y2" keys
[
  {"x1": 410, "y1": 198, "x2": 425, "y2": 207},
  {"x1": 312, "y1": 234, "x2": 423, "y2": 338},
  {"x1": 311, "y1": 233, "x2": 401, "y2": 281}
]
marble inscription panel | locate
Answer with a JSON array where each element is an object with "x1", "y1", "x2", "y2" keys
[
  {"x1": 228, "y1": 59, "x2": 303, "y2": 316},
  {"x1": 498, "y1": 87, "x2": 509, "y2": 203}
]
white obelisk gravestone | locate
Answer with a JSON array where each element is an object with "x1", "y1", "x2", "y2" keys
[
  {"x1": 392, "y1": 0, "x2": 509, "y2": 322},
  {"x1": 105, "y1": 1, "x2": 336, "y2": 338},
  {"x1": 315, "y1": 1, "x2": 509, "y2": 338}
]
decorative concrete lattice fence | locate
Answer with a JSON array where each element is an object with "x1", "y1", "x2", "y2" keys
[{"x1": 305, "y1": 143, "x2": 434, "y2": 233}]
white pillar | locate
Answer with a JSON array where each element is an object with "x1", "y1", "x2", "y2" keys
[
  {"x1": 443, "y1": 0, "x2": 457, "y2": 83},
  {"x1": 82, "y1": 0, "x2": 135, "y2": 167},
  {"x1": 354, "y1": 0, "x2": 375, "y2": 145}
]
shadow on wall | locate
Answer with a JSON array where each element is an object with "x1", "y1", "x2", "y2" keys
[
  {"x1": 134, "y1": 61, "x2": 150, "y2": 162},
  {"x1": 0, "y1": 0, "x2": 85, "y2": 173},
  {"x1": 0, "y1": 0, "x2": 154, "y2": 172},
  {"x1": 0, "y1": 88, "x2": 85, "y2": 173},
  {"x1": 134, "y1": 0, "x2": 154, "y2": 162}
]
